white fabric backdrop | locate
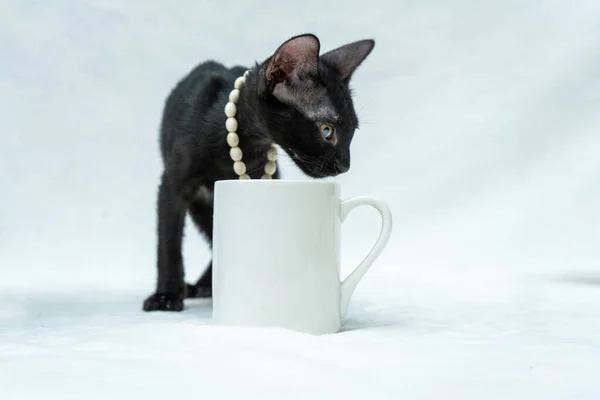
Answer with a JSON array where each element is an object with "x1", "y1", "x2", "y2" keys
[{"x1": 1, "y1": 1, "x2": 599, "y2": 398}]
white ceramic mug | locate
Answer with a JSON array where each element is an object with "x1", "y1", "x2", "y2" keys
[{"x1": 211, "y1": 180, "x2": 392, "y2": 335}]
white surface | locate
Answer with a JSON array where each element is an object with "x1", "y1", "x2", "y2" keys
[
  {"x1": 212, "y1": 180, "x2": 392, "y2": 334},
  {"x1": 1, "y1": 0, "x2": 600, "y2": 398}
]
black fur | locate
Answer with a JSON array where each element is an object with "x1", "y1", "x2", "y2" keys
[{"x1": 143, "y1": 33, "x2": 375, "y2": 311}]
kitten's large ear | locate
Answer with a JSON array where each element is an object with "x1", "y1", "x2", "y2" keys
[
  {"x1": 320, "y1": 39, "x2": 375, "y2": 82},
  {"x1": 265, "y1": 34, "x2": 320, "y2": 83}
]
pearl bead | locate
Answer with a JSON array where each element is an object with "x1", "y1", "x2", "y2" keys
[
  {"x1": 229, "y1": 89, "x2": 240, "y2": 103},
  {"x1": 224, "y1": 102, "x2": 237, "y2": 117},
  {"x1": 225, "y1": 117, "x2": 238, "y2": 132},
  {"x1": 264, "y1": 161, "x2": 277, "y2": 175},
  {"x1": 229, "y1": 146, "x2": 243, "y2": 161},
  {"x1": 227, "y1": 132, "x2": 239, "y2": 147},
  {"x1": 234, "y1": 77, "x2": 246, "y2": 89},
  {"x1": 233, "y1": 161, "x2": 246, "y2": 175},
  {"x1": 267, "y1": 146, "x2": 278, "y2": 161},
  {"x1": 225, "y1": 70, "x2": 278, "y2": 181}
]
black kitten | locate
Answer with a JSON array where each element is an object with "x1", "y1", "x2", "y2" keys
[{"x1": 143, "y1": 33, "x2": 375, "y2": 312}]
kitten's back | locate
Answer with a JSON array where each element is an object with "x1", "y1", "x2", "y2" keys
[{"x1": 159, "y1": 61, "x2": 246, "y2": 164}]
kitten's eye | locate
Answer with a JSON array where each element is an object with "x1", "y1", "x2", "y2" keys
[{"x1": 319, "y1": 124, "x2": 335, "y2": 140}]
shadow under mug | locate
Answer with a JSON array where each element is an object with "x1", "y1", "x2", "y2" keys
[{"x1": 211, "y1": 180, "x2": 392, "y2": 335}]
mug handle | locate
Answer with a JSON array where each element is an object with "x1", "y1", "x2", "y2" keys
[{"x1": 340, "y1": 196, "x2": 393, "y2": 316}]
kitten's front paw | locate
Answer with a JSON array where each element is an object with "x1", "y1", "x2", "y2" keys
[{"x1": 143, "y1": 292, "x2": 184, "y2": 312}]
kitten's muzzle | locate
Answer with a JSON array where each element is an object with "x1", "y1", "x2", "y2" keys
[{"x1": 334, "y1": 158, "x2": 350, "y2": 174}]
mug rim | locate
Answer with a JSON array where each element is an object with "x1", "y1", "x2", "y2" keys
[{"x1": 215, "y1": 179, "x2": 340, "y2": 187}]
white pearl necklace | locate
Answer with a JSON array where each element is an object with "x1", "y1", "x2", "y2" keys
[{"x1": 224, "y1": 70, "x2": 278, "y2": 179}]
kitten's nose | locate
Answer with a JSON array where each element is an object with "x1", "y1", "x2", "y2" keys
[{"x1": 335, "y1": 159, "x2": 350, "y2": 173}]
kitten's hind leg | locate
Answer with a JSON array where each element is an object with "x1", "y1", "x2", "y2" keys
[
  {"x1": 186, "y1": 192, "x2": 214, "y2": 298},
  {"x1": 186, "y1": 262, "x2": 212, "y2": 298},
  {"x1": 143, "y1": 172, "x2": 188, "y2": 312}
]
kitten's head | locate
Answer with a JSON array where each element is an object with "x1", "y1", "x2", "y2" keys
[{"x1": 256, "y1": 34, "x2": 375, "y2": 178}]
